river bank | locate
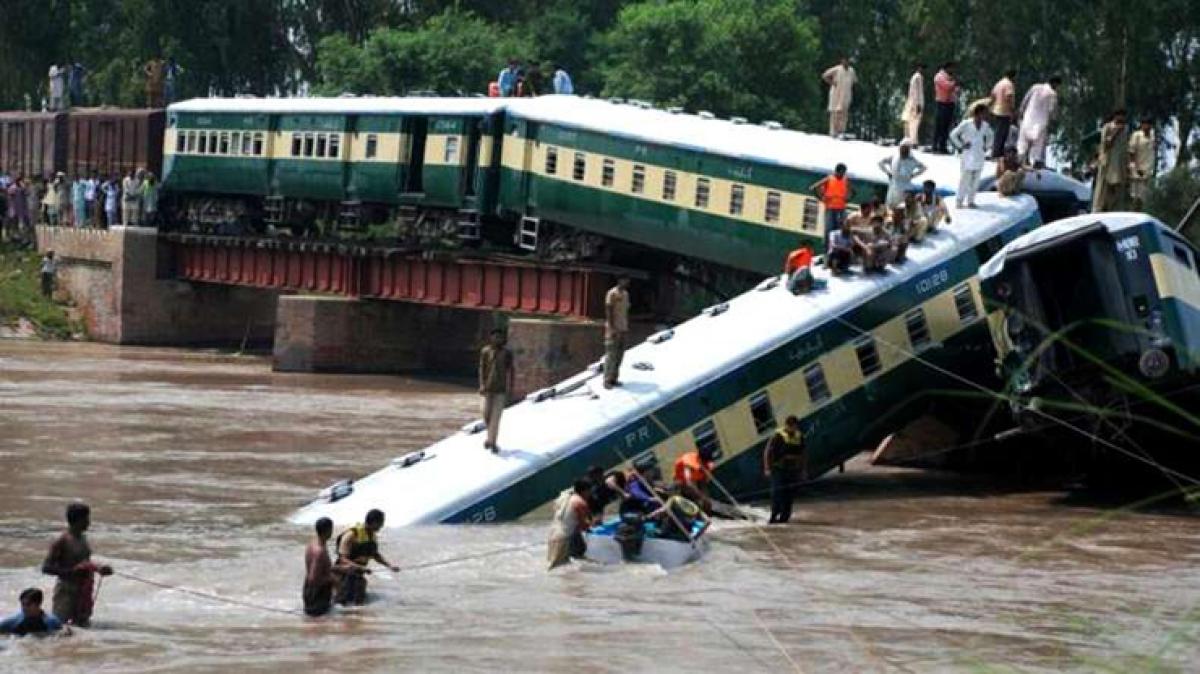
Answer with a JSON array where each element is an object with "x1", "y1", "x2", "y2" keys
[{"x1": 0, "y1": 243, "x2": 81, "y2": 340}]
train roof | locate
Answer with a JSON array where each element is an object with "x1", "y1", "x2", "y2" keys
[
  {"x1": 980, "y1": 212, "x2": 1166, "y2": 279},
  {"x1": 505, "y1": 95, "x2": 968, "y2": 189},
  {"x1": 294, "y1": 193, "x2": 1040, "y2": 528},
  {"x1": 168, "y1": 96, "x2": 507, "y2": 116}
]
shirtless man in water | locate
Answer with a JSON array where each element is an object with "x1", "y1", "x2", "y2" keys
[
  {"x1": 41, "y1": 503, "x2": 113, "y2": 627},
  {"x1": 303, "y1": 517, "x2": 361, "y2": 617}
]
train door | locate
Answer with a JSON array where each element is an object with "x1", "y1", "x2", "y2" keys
[
  {"x1": 520, "y1": 121, "x2": 539, "y2": 210},
  {"x1": 462, "y1": 118, "x2": 482, "y2": 205},
  {"x1": 404, "y1": 117, "x2": 427, "y2": 195}
]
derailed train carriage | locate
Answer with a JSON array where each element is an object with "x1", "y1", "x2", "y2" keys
[
  {"x1": 163, "y1": 95, "x2": 1085, "y2": 277},
  {"x1": 980, "y1": 213, "x2": 1200, "y2": 475}
]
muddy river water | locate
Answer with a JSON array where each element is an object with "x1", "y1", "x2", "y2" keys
[{"x1": 1, "y1": 340, "x2": 1198, "y2": 673}]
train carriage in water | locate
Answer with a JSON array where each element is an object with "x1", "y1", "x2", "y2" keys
[{"x1": 294, "y1": 193, "x2": 1043, "y2": 528}]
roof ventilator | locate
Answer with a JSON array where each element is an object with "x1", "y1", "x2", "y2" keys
[
  {"x1": 704, "y1": 302, "x2": 730, "y2": 317},
  {"x1": 648, "y1": 329, "x2": 675, "y2": 344},
  {"x1": 461, "y1": 420, "x2": 486, "y2": 434},
  {"x1": 318, "y1": 479, "x2": 354, "y2": 503},
  {"x1": 762, "y1": 121, "x2": 783, "y2": 130},
  {"x1": 757, "y1": 277, "x2": 781, "y2": 291},
  {"x1": 392, "y1": 450, "x2": 426, "y2": 468},
  {"x1": 698, "y1": 111, "x2": 715, "y2": 120},
  {"x1": 632, "y1": 362, "x2": 654, "y2": 371},
  {"x1": 730, "y1": 116, "x2": 748, "y2": 125},
  {"x1": 667, "y1": 107, "x2": 684, "y2": 114},
  {"x1": 527, "y1": 387, "x2": 556, "y2": 403}
]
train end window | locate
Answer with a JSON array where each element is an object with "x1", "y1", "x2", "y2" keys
[
  {"x1": 185, "y1": 131, "x2": 195, "y2": 153},
  {"x1": 219, "y1": 132, "x2": 230, "y2": 155},
  {"x1": 748, "y1": 390, "x2": 776, "y2": 435},
  {"x1": 444, "y1": 136, "x2": 459, "y2": 164},
  {"x1": 175, "y1": 132, "x2": 185, "y2": 153},
  {"x1": 803, "y1": 362, "x2": 831, "y2": 404},
  {"x1": 632, "y1": 164, "x2": 646, "y2": 194},
  {"x1": 729, "y1": 184, "x2": 745, "y2": 216},
  {"x1": 573, "y1": 152, "x2": 586, "y2": 181},
  {"x1": 691, "y1": 420, "x2": 723, "y2": 461},
  {"x1": 290, "y1": 134, "x2": 301, "y2": 157},
  {"x1": 303, "y1": 133, "x2": 315, "y2": 158},
  {"x1": 765, "y1": 191, "x2": 781, "y2": 224},
  {"x1": 316, "y1": 133, "x2": 328, "y2": 158},
  {"x1": 253, "y1": 132, "x2": 264, "y2": 156},
  {"x1": 854, "y1": 335, "x2": 882, "y2": 378},
  {"x1": 241, "y1": 133, "x2": 252, "y2": 156},
  {"x1": 365, "y1": 134, "x2": 378, "y2": 159},
  {"x1": 601, "y1": 158, "x2": 614, "y2": 187},
  {"x1": 329, "y1": 134, "x2": 340, "y2": 159},
  {"x1": 545, "y1": 146, "x2": 557, "y2": 175},
  {"x1": 663, "y1": 171, "x2": 677, "y2": 201},
  {"x1": 953, "y1": 283, "x2": 979, "y2": 323},
  {"x1": 905, "y1": 307, "x2": 932, "y2": 351},
  {"x1": 802, "y1": 199, "x2": 820, "y2": 231},
  {"x1": 198, "y1": 132, "x2": 209, "y2": 154},
  {"x1": 695, "y1": 178, "x2": 711, "y2": 209},
  {"x1": 1174, "y1": 245, "x2": 1194, "y2": 270}
]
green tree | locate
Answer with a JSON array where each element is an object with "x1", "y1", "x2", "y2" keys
[{"x1": 594, "y1": 0, "x2": 822, "y2": 129}]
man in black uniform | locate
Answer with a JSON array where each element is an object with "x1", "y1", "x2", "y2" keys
[
  {"x1": 334, "y1": 509, "x2": 399, "y2": 606},
  {"x1": 762, "y1": 416, "x2": 807, "y2": 524}
]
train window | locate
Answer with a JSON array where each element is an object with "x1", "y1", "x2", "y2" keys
[
  {"x1": 219, "y1": 132, "x2": 230, "y2": 155},
  {"x1": 185, "y1": 131, "x2": 195, "y2": 153},
  {"x1": 444, "y1": 136, "x2": 459, "y2": 164},
  {"x1": 291, "y1": 133, "x2": 302, "y2": 157},
  {"x1": 691, "y1": 420, "x2": 722, "y2": 461},
  {"x1": 365, "y1": 134, "x2": 378, "y2": 159},
  {"x1": 802, "y1": 199, "x2": 820, "y2": 231},
  {"x1": 198, "y1": 132, "x2": 209, "y2": 154},
  {"x1": 253, "y1": 132, "x2": 264, "y2": 156},
  {"x1": 803, "y1": 362, "x2": 831, "y2": 404},
  {"x1": 663, "y1": 171, "x2": 677, "y2": 201},
  {"x1": 905, "y1": 307, "x2": 932, "y2": 351},
  {"x1": 175, "y1": 132, "x2": 185, "y2": 153},
  {"x1": 748, "y1": 390, "x2": 776, "y2": 435},
  {"x1": 573, "y1": 152, "x2": 586, "y2": 181},
  {"x1": 601, "y1": 158, "x2": 614, "y2": 187},
  {"x1": 234, "y1": 132, "x2": 245, "y2": 156},
  {"x1": 328, "y1": 134, "x2": 340, "y2": 159},
  {"x1": 303, "y1": 133, "x2": 315, "y2": 157},
  {"x1": 695, "y1": 178, "x2": 710, "y2": 209},
  {"x1": 242, "y1": 133, "x2": 253, "y2": 156},
  {"x1": 854, "y1": 335, "x2": 882, "y2": 378},
  {"x1": 953, "y1": 283, "x2": 979, "y2": 323},
  {"x1": 729, "y1": 184, "x2": 745, "y2": 216},
  {"x1": 545, "y1": 146, "x2": 557, "y2": 175},
  {"x1": 765, "y1": 191, "x2": 781, "y2": 224},
  {"x1": 316, "y1": 133, "x2": 328, "y2": 158},
  {"x1": 1174, "y1": 245, "x2": 1194, "y2": 270},
  {"x1": 632, "y1": 165, "x2": 645, "y2": 194}
]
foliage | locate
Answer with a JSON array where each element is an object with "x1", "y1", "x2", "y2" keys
[
  {"x1": 0, "y1": 244, "x2": 79, "y2": 339},
  {"x1": 1146, "y1": 166, "x2": 1200, "y2": 246}
]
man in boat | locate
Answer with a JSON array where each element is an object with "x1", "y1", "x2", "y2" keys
[
  {"x1": 548, "y1": 479, "x2": 593, "y2": 570},
  {"x1": 478, "y1": 328, "x2": 515, "y2": 453},
  {"x1": 673, "y1": 446, "x2": 715, "y2": 511},
  {"x1": 304, "y1": 517, "x2": 358, "y2": 617},
  {"x1": 763, "y1": 416, "x2": 808, "y2": 524},
  {"x1": 622, "y1": 462, "x2": 665, "y2": 516},
  {"x1": 41, "y1": 502, "x2": 113, "y2": 627},
  {"x1": 585, "y1": 465, "x2": 629, "y2": 519},
  {"x1": 334, "y1": 509, "x2": 399, "y2": 605},
  {"x1": 603, "y1": 276, "x2": 632, "y2": 389},
  {"x1": 0, "y1": 588, "x2": 66, "y2": 636},
  {"x1": 648, "y1": 485, "x2": 711, "y2": 542}
]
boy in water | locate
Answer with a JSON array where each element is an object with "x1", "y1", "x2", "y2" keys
[
  {"x1": 303, "y1": 517, "x2": 346, "y2": 617},
  {"x1": 41, "y1": 502, "x2": 113, "y2": 627}
]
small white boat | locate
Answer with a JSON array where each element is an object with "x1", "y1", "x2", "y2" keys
[{"x1": 584, "y1": 518, "x2": 708, "y2": 569}]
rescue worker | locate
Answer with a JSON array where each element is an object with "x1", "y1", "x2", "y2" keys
[
  {"x1": 478, "y1": 328, "x2": 514, "y2": 453},
  {"x1": 762, "y1": 416, "x2": 808, "y2": 524},
  {"x1": 1128, "y1": 118, "x2": 1155, "y2": 210},
  {"x1": 547, "y1": 479, "x2": 592, "y2": 570},
  {"x1": 647, "y1": 486, "x2": 711, "y2": 543},
  {"x1": 1092, "y1": 109, "x2": 1130, "y2": 213},
  {"x1": 821, "y1": 56, "x2": 857, "y2": 137},
  {"x1": 810, "y1": 163, "x2": 851, "y2": 240},
  {"x1": 603, "y1": 276, "x2": 631, "y2": 389},
  {"x1": 0, "y1": 588, "x2": 66, "y2": 636},
  {"x1": 334, "y1": 509, "x2": 399, "y2": 606},
  {"x1": 41, "y1": 502, "x2": 113, "y2": 627},
  {"x1": 673, "y1": 446, "x2": 715, "y2": 511},
  {"x1": 783, "y1": 246, "x2": 814, "y2": 295},
  {"x1": 585, "y1": 465, "x2": 628, "y2": 518}
]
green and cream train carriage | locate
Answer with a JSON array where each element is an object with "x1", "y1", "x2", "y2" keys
[
  {"x1": 294, "y1": 194, "x2": 1042, "y2": 527},
  {"x1": 163, "y1": 97, "x2": 506, "y2": 233}
]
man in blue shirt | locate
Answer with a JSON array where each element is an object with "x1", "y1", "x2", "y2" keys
[
  {"x1": 497, "y1": 59, "x2": 519, "y2": 97},
  {"x1": 0, "y1": 588, "x2": 66, "y2": 636},
  {"x1": 552, "y1": 64, "x2": 574, "y2": 95}
]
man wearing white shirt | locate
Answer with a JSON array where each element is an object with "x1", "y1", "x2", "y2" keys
[
  {"x1": 822, "y1": 57, "x2": 857, "y2": 137},
  {"x1": 900, "y1": 63, "x2": 925, "y2": 145},
  {"x1": 1017, "y1": 76, "x2": 1061, "y2": 168},
  {"x1": 949, "y1": 103, "x2": 994, "y2": 208}
]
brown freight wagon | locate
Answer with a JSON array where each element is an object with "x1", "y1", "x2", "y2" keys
[
  {"x1": 0, "y1": 111, "x2": 66, "y2": 180},
  {"x1": 65, "y1": 108, "x2": 165, "y2": 179}
]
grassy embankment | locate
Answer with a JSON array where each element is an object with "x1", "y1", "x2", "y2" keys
[{"x1": 0, "y1": 243, "x2": 80, "y2": 339}]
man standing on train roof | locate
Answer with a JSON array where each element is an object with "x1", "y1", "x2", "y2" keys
[
  {"x1": 989, "y1": 69, "x2": 1018, "y2": 159},
  {"x1": 810, "y1": 163, "x2": 851, "y2": 240},
  {"x1": 949, "y1": 103, "x2": 994, "y2": 209},
  {"x1": 603, "y1": 276, "x2": 631, "y2": 389},
  {"x1": 552, "y1": 64, "x2": 574, "y2": 95},
  {"x1": 1128, "y1": 117, "x2": 1156, "y2": 210},
  {"x1": 1092, "y1": 109, "x2": 1130, "y2": 213},
  {"x1": 41, "y1": 502, "x2": 113, "y2": 627},
  {"x1": 0, "y1": 588, "x2": 66, "y2": 636},
  {"x1": 547, "y1": 479, "x2": 593, "y2": 570},
  {"x1": 334, "y1": 509, "x2": 398, "y2": 606},
  {"x1": 1017, "y1": 76, "x2": 1061, "y2": 168},
  {"x1": 498, "y1": 59, "x2": 520, "y2": 97},
  {"x1": 900, "y1": 62, "x2": 925, "y2": 145},
  {"x1": 932, "y1": 62, "x2": 960, "y2": 154},
  {"x1": 822, "y1": 56, "x2": 857, "y2": 137},
  {"x1": 479, "y1": 328, "x2": 514, "y2": 453},
  {"x1": 763, "y1": 416, "x2": 808, "y2": 525},
  {"x1": 878, "y1": 140, "x2": 927, "y2": 211}
]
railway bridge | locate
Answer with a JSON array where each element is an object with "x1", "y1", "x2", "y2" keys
[{"x1": 36, "y1": 225, "x2": 650, "y2": 396}]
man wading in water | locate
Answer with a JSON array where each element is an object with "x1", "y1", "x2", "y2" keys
[
  {"x1": 304, "y1": 517, "x2": 361, "y2": 617},
  {"x1": 334, "y1": 509, "x2": 399, "y2": 606},
  {"x1": 41, "y1": 503, "x2": 113, "y2": 627}
]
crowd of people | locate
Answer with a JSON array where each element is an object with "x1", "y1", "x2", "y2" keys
[
  {"x1": 0, "y1": 168, "x2": 160, "y2": 243},
  {"x1": 42, "y1": 57, "x2": 181, "y2": 111},
  {"x1": 490, "y1": 59, "x2": 574, "y2": 97}
]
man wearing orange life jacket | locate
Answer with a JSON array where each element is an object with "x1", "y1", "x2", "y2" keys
[
  {"x1": 673, "y1": 447, "x2": 716, "y2": 512},
  {"x1": 810, "y1": 163, "x2": 851, "y2": 241},
  {"x1": 783, "y1": 246, "x2": 814, "y2": 295}
]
